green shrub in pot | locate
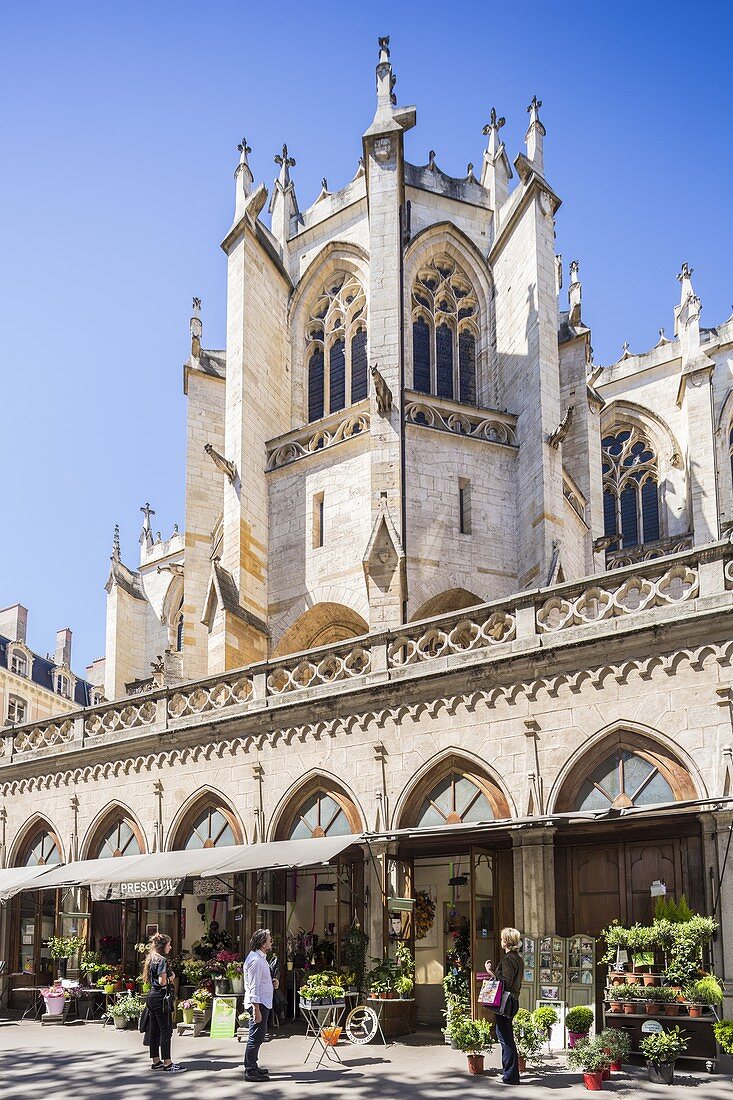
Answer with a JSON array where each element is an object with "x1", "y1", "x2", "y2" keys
[{"x1": 565, "y1": 1005, "x2": 594, "y2": 1036}]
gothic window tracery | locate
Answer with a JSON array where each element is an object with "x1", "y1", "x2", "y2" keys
[
  {"x1": 22, "y1": 829, "x2": 60, "y2": 866},
  {"x1": 288, "y1": 791, "x2": 352, "y2": 840},
  {"x1": 416, "y1": 770, "x2": 493, "y2": 828},
  {"x1": 306, "y1": 274, "x2": 368, "y2": 422},
  {"x1": 182, "y1": 805, "x2": 237, "y2": 849},
  {"x1": 602, "y1": 428, "x2": 660, "y2": 549},
  {"x1": 411, "y1": 257, "x2": 478, "y2": 404},
  {"x1": 575, "y1": 750, "x2": 675, "y2": 811},
  {"x1": 95, "y1": 818, "x2": 142, "y2": 858}
]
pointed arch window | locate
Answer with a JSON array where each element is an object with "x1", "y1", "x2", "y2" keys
[
  {"x1": 416, "y1": 770, "x2": 494, "y2": 828},
  {"x1": 306, "y1": 274, "x2": 368, "y2": 422},
  {"x1": 411, "y1": 256, "x2": 479, "y2": 404},
  {"x1": 602, "y1": 429, "x2": 660, "y2": 549},
  {"x1": 575, "y1": 750, "x2": 675, "y2": 811},
  {"x1": 95, "y1": 818, "x2": 142, "y2": 858},
  {"x1": 182, "y1": 805, "x2": 237, "y2": 850},
  {"x1": 288, "y1": 791, "x2": 352, "y2": 840},
  {"x1": 23, "y1": 829, "x2": 61, "y2": 866}
]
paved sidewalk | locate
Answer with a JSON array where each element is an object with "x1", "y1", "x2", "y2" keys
[{"x1": 0, "y1": 1020, "x2": 730, "y2": 1100}]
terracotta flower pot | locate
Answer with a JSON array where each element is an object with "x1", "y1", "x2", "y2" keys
[
  {"x1": 645, "y1": 1002, "x2": 661, "y2": 1015},
  {"x1": 623, "y1": 1003, "x2": 635, "y2": 1014},
  {"x1": 663, "y1": 1003, "x2": 680, "y2": 1016},
  {"x1": 517, "y1": 1055, "x2": 527, "y2": 1073},
  {"x1": 643, "y1": 974, "x2": 659, "y2": 987},
  {"x1": 582, "y1": 1071, "x2": 603, "y2": 1091},
  {"x1": 610, "y1": 973, "x2": 626, "y2": 986},
  {"x1": 466, "y1": 1054, "x2": 484, "y2": 1075},
  {"x1": 609, "y1": 1001, "x2": 622, "y2": 1013},
  {"x1": 688, "y1": 1005, "x2": 703, "y2": 1018}
]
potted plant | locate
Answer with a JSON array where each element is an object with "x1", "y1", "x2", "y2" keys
[
  {"x1": 105, "y1": 992, "x2": 146, "y2": 1030},
  {"x1": 47, "y1": 935, "x2": 85, "y2": 978},
  {"x1": 80, "y1": 949, "x2": 103, "y2": 985},
  {"x1": 40, "y1": 982, "x2": 67, "y2": 1016},
  {"x1": 598, "y1": 1027, "x2": 631, "y2": 1071},
  {"x1": 713, "y1": 1019, "x2": 733, "y2": 1054},
  {"x1": 395, "y1": 975, "x2": 413, "y2": 999},
  {"x1": 533, "y1": 1004, "x2": 558, "y2": 1041},
  {"x1": 650, "y1": 986, "x2": 681, "y2": 1016},
  {"x1": 514, "y1": 1009, "x2": 544, "y2": 1072},
  {"x1": 181, "y1": 955, "x2": 210, "y2": 987},
  {"x1": 567, "y1": 1036, "x2": 610, "y2": 1091},
  {"x1": 685, "y1": 975, "x2": 723, "y2": 1017},
  {"x1": 446, "y1": 1014, "x2": 494, "y2": 1075},
  {"x1": 566, "y1": 1005, "x2": 594, "y2": 1047},
  {"x1": 639, "y1": 1024, "x2": 688, "y2": 1084},
  {"x1": 180, "y1": 998, "x2": 196, "y2": 1025},
  {"x1": 225, "y1": 961, "x2": 244, "y2": 995}
]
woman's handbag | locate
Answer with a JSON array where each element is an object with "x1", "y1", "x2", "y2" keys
[
  {"x1": 496, "y1": 990, "x2": 519, "y2": 1019},
  {"x1": 477, "y1": 979, "x2": 503, "y2": 1008}
]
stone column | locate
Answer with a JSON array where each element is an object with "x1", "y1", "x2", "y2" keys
[
  {"x1": 701, "y1": 810, "x2": 733, "y2": 1016},
  {"x1": 512, "y1": 825, "x2": 557, "y2": 936}
]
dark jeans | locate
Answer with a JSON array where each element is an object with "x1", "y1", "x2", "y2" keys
[
  {"x1": 147, "y1": 991, "x2": 173, "y2": 1062},
  {"x1": 495, "y1": 1012, "x2": 520, "y2": 1084},
  {"x1": 244, "y1": 1006, "x2": 269, "y2": 1070}
]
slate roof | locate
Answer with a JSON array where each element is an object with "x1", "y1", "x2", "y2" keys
[{"x1": 0, "y1": 633, "x2": 94, "y2": 707}]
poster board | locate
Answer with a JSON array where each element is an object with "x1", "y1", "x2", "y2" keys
[
  {"x1": 210, "y1": 996, "x2": 238, "y2": 1039},
  {"x1": 566, "y1": 934, "x2": 596, "y2": 1008},
  {"x1": 518, "y1": 932, "x2": 596, "y2": 1014}
]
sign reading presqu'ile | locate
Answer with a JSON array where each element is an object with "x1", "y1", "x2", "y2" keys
[{"x1": 90, "y1": 878, "x2": 184, "y2": 901}]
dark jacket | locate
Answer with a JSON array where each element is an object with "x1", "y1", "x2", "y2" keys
[{"x1": 495, "y1": 950, "x2": 523, "y2": 996}]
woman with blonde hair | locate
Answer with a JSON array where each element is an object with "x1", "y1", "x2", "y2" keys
[
  {"x1": 143, "y1": 932, "x2": 185, "y2": 1074},
  {"x1": 485, "y1": 927, "x2": 523, "y2": 1085}
]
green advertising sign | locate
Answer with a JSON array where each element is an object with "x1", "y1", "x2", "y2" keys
[{"x1": 210, "y1": 996, "x2": 238, "y2": 1039}]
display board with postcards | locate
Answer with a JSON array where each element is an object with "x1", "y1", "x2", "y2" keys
[{"x1": 518, "y1": 933, "x2": 595, "y2": 1013}]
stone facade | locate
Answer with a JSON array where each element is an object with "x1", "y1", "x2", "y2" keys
[{"x1": 3, "y1": 40, "x2": 733, "y2": 1025}]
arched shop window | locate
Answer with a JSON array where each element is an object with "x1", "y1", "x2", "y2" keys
[
  {"x1": 22, "y1": 829, "x2": 61, "y2": 866},
  {"x1": 574, "y1": 750, "x2": 675, "y2": 811},
  {"x1": 181, "y1": 805, "x2": 237, "y2": 849},
  {"x1": 416, "y1": 770, "x2": 494, "y2": 828},
  {"x1": 95, "y1": 818, "x2": 142, "y2": 858},
  {"x1": 288, "y1": 792, "x2": 353, "y2": 839}
]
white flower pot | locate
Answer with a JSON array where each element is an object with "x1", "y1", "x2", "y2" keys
[
  {"x1": 230, "y1": 976, "x2": 244, "y2": 995},
  {"x1": 43, "y1": 994, "x2": 66, "y2": 1016},
  {"x1": 113, "y1": 1016, "x2": 129, "y2": 1029}
]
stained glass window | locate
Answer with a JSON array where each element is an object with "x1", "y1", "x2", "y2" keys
[
  {"x1": 411, "y1": 256, "x2": 479, "y2": 404},
  {"x1": 305, "y1": 274, "x2": 367, "y2": 422},
  {"x1": 602, "y1": 429, "x2": 660, "y2": 548}
]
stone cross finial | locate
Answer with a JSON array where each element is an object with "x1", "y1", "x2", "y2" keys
[
  {"x1": 622, "y1": 341, "x2": 630, "y2": 356},
  {"x1": 677, "y1": 261, "x2": 694, "y2": 283},
  {"x1": 140, "y1": 502, "x2": 155, "y2": 527},
  {"x1": 192, "y1": 297, "x2": 201, "y2": 312},
  {"x1": 482, "y1": 107, "x2": 506, "y2": 137},
  {"x1": 112, "y1": 524, "x2": 120, "y2": 560},
  {"x1": 378, "y1": 35, "x2": 391, "y2": 63},
  {"x1": 527, "y1": 94, "x2": 543, "y2": 118},
  {"x1": 321, "y1": 177, "x2": 328, "y2": 191},
  {"x1": 428, "y1": 150, "x2": 436, "y2": 170},
  {"x1": 274, "y1": 143, "x2": 296, "y2": 171},
  {"x1": 569, "y1": 260, "x2": 580, "y2": 283},
  {"x1": 237, "y1": 138, "x2": 251, "y2": 160}
]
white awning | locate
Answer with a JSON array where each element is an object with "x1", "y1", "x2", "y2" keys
[
  {"x1": 25, "y1": 835, "x2": 362, "y2": 894},
  {"x1": 0, "y1": 864, "x2": 57, "y2": 903},
  {"x1": 200, "y1": 834, "x2": 362, "y2": 877}
]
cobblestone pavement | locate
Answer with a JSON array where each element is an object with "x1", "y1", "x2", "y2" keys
[{"x1": 0, "y1": 1020, "x2": 730, "y2": 1100}]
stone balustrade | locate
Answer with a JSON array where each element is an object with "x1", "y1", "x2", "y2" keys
[
  {"x1": 4, "y1": 541, "x2": 731, "y2": 766},
  {"x1": 265, "y1": 400, "x2": 370, "y2": 471}
]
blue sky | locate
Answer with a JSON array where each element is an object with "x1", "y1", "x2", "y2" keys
[{"x1": 1, "y1": 1, "x2": 731, "y2": 673}]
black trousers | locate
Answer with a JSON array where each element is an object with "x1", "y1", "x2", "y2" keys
[
  {"x1": 147, "y1": 991, "x2": 173, "y2": 1062},
  {"x1": 494, "y1": 1012, "x2": 520, "y2": 1084},
  {"x1": 244, "y1": 1007, "x2": 269, "y2": 1070}
]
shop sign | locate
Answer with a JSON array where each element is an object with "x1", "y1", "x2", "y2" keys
[
  {"x1": 210, "y1": 996, "x2": 238, "y2": 1039},
  {"x1": 90, "y1": 878, "x2": 184, "y2": 901}
]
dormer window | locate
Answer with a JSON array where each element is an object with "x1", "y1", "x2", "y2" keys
[
  {"x1": 55, "y1": 673, "x2": 71, "y2": 698},
  {"x1": 7, "y1": 695, "x2": 27, "y2": 725},
  {"x1": 10, "y1": 649, "x2": 28, "y2": 678}
]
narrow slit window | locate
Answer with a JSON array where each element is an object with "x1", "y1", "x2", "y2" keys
[
  {"x1": 313, "y1": 492, "x2": 325, "y2": 549},
  {"x1": 459, "y1": 478, "x2": 472, "y2": 534}
]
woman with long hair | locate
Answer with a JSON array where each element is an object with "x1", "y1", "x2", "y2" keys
[{"x1": 143, "y1": 933, "x2": 185, "y2": 1074}]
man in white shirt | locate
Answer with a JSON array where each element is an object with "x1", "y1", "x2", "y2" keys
[{"x1": 243, "y1": 928, "x2": 275, "y2": 1082}]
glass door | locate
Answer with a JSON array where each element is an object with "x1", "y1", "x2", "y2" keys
[
  {"x1": 470, "y1": 848, "x2": 497, "y2": 1018},
  {"x1": 384, "y1": 855, "x2": 414, "y2": 960}
]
